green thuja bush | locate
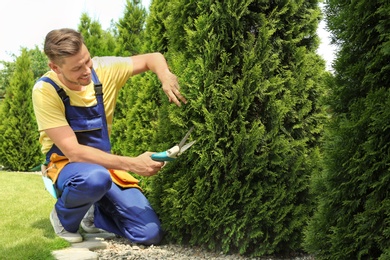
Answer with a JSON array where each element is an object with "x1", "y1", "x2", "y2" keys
[
  {"x1": 304, "y1": 0, "x2": 390, "y2": 259},
  {"x1": 110, "y1": 0, "x2": 152, "y2": 156},
  {"x1": 136, "y1": 0, "x2": 327, "y2": 257},
  {"x1": 0, "y1": 49, "x2": 41, "y2": 170}
]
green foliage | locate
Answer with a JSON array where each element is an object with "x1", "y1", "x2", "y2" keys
[
  {"x1": 112, "y1": 73, "x2": 163, "y2": 156},
  {"x1": 143, "y1": 0, "x2": 327, "y2": 257},
  {"x1": 115, "y1": 0, "x2": 147, "y2": 56},
  {"x1": 28, "y1": 46, "x2": 49, "y2": 80},
  {"x1": 0, "y1": 49, "x2": 41, "y2": 170},
  {"x1": 0, "y1": 60, "x2": 16, "y2": 99},
  {"x1": 304, "y1": 0, "x2": 390, "y2": 259},
  {"x1": 78, "y1": 13, "x2": 118, "y2": 57},
  {"x1": 142, "y1": 0, "x2": 172, "y2": 53},
  {"x1": 111, "y1": 0, "x2": 154, "y2": 157}
]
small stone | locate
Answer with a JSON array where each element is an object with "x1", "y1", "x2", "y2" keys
[{"x1": 52, "y1": 248, "x2": 98, "y2": 260}]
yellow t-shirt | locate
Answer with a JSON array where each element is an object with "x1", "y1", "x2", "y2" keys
[{"x1": 32, "y1": 56, "x2": 133, "y2": 155}]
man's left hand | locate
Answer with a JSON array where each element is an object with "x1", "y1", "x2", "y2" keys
[{"x1": 161, "y1": 70, "x2": 187, "y2": 107}]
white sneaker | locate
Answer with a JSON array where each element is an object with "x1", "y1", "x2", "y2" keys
[
  {"x1": 50, "y1": 208, "x2": 83, "y2": 243},
  {"x1": 80, "y1": 206, "x2": 101, "y2": 233}
]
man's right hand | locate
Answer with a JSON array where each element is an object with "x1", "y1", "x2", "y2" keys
[{"x1": 128, "y1": 152, "x2": 165, "y2": 177}]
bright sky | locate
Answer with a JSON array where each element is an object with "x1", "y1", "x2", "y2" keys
[{"x1": 0, "y1": 0, "x2": 335, "y2": 71}]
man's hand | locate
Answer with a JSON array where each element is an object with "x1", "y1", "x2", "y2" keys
[
  {"x1": 131, "y1": 53, "x2": 188, "y2": 107},
  {"x1": 128, "y1": 152, "x2": 165, "y2": 177},
  {"x1": 160, "y1": 69, "x2": 187, "y2": 107}
]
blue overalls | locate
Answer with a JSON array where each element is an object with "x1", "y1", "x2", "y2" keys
[{"x1": 38, "y1": 70, "x2": 163, "y2": 245}]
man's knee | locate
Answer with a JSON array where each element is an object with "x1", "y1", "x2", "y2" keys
[
  {"x1": 133, "y1": 222, "x2": 164, "y2": 245},
  {"x1": 59, "y1": 164, "x2": 112, "y2": 208},
  {"x1": 85, "y1": 165, "x2": 112, "y2": 195}
]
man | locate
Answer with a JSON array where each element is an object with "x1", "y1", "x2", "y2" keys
[{"x1": 32, "y1": 28, "x2": 187, "y2": 244}]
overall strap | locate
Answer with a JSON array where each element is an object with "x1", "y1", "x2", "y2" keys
[
  {"x1": 91, "y1": 68, "x2": 102, "y2": 93},
  {"x1": 91, "y1": 68, "x2": 103, "y2": 102},
  {"x1": 38, "y1": 77, "x2": 68, "y2": 102}
]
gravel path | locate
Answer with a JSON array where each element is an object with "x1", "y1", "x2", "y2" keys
[{"x1": 95, "y1": 236, "x2": 315, "y2": 260}]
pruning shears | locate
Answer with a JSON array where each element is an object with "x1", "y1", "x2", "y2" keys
[{"x1": 151, "y1": 127, "x2": 196, "y2": 162}]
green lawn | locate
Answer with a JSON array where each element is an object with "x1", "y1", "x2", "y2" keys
[{"x1": 0, "y1": 171, "x2": 69, "y2": 260}]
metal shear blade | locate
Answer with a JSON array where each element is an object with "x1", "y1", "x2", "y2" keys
[
  {"x1": 175, "y1": 126, "x2": 196, "y2": 156},
  {"x1": 178, "y1": 126, "x2": 194, "y2": 147},
  {"x1": 151, "y1": 126, "x2": 196, "y2": 161},
  {"x1": 178, "y1": 140, "x2": 196, "y2": 155}
]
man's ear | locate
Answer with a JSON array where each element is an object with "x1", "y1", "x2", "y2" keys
[{"x1": 48, "y1": 61, "x2": 61, "y2": 74}]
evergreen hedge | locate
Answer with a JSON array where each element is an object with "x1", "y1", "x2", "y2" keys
[
  {"x1": 128, "y1": 0, "x2": 328, "y2": 257},
  {"x1": 0, "y1": 49, "x2": 41, "y2": 170},
  {"x1": 304, "y1": 0, "x2": 390, "y2": 259}
]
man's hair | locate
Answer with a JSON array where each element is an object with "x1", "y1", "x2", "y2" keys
[{"x1": 44, "y1": 28, "x2": 85, "y2": 65}]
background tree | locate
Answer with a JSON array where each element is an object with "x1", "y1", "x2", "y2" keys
[
  {"x1": 110, "y1": 0, "x2": 155, "y2": 157},
  {"x1": 29, "y1": 46, "x2": 49, "y2": 79},
  {"x1": 0, "y1": 60, "x2": 15, "y2": 104},
  {"x1": 135, "y1": 0, "x2": 328, "y2": 257},
  {"x1": 78, "y1": 13, "x2": 118, "y2": 57},
  {"x1": 141, "y1": 0, "x2": 174, "y2": 53},
  {"x1": 0, "y1": 49, "x2": 41, "y2": 170},
  {"x1": 0, "y1": 47, "x2": 47, "y2": 103},
  {"x1": 304, "y1": 0, "x2": 390, "y2": 259},
  {"x1": 115, "y1": 0, "x2": 147, "y2": 56}
]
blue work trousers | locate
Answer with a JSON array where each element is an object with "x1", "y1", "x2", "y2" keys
[{"x1": 55, "y1": 162, "x2": 163, "y2": 245}]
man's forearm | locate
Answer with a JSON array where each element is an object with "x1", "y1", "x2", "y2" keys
[
  {"x1": 66, "y1": 143, "x2": 163, "y2": 177},
  {"x1": 67, "y1": 143, "x2": 129, "y2": 170}
]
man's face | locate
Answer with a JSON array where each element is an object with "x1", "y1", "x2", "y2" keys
[{"x1": 50, "y1": 44, "x2": 93, "y2": 90}]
